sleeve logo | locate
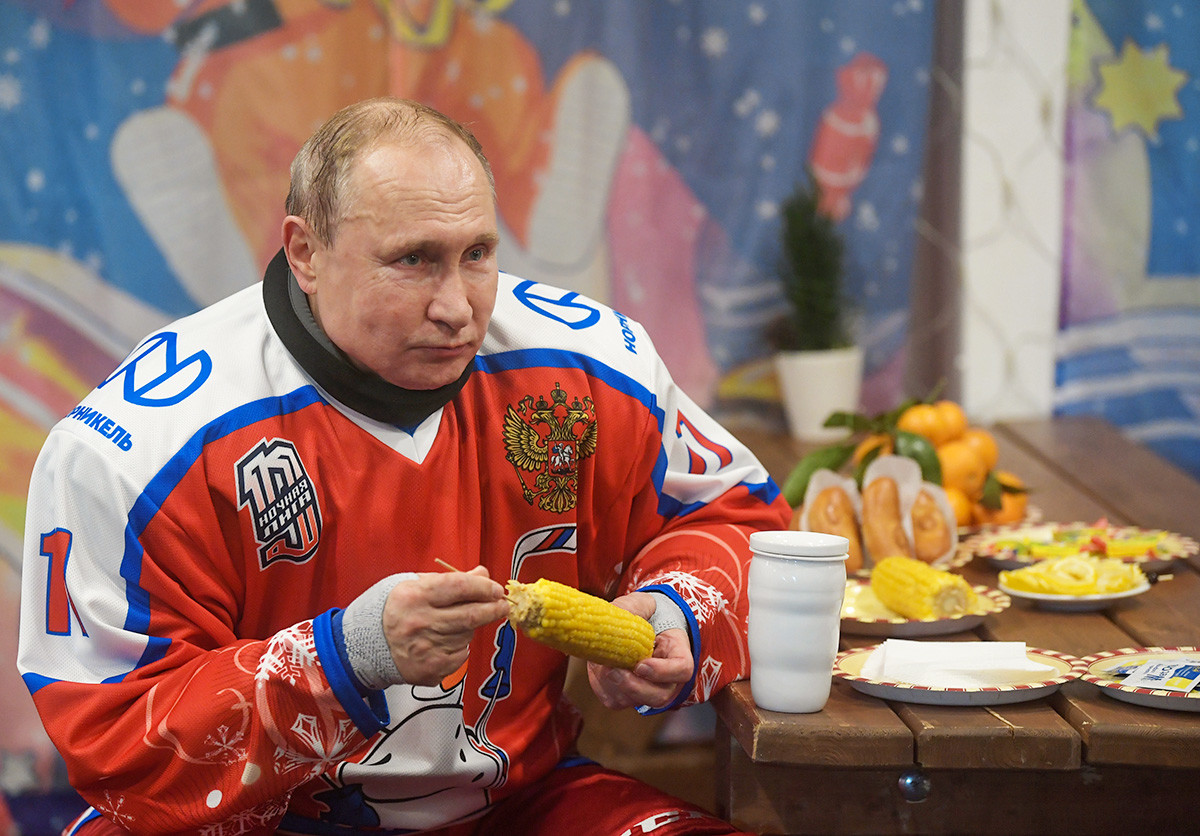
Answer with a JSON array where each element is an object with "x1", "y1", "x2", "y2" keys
[
  {"x1": 512, "y1": 280, "x2": 601, "y2": 329},
  {"x1": 502, "y1": 383, "x2": 597, "y2": 514},
  {"x1": 236, "y1": 438, "x2": 323, "y2": 568},
  {"x1": 100, "y1": 332, "x2": 212, "y2": 407}
]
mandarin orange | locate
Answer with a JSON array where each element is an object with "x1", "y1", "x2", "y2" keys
[
  {"x1": 932, "y1": 400, "x2": 968, "y2": 444},
  {"x1": 960, "y1": 427, "x2": 1000, "y2": 471},
  {"x1": 896, "y1": 403, "x2": 940, "y2": 443},
  {"x1": 936, "y1": 439, "x2": 988, "y2": 498}
]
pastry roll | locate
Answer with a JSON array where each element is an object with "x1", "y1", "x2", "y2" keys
[
  {"x1": 861, "y1": 476, "x2": 913, "y2": 561},
  {"x1": 806, "y1": 485, "x2": 864, "y2": 572},
  {"x1": 911, "y1": 487, "x2": 953, "y2": 563}
]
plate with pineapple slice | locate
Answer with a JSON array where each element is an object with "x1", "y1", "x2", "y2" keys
[
  {"x1": 996, "y1": 554, "x2": 1152, "y2": 612},
  {"x1": 962, "y1": 519, "x2": 1197, "y2": 574},
  {"x1": 841, "y1": 556, "x2": 1010, "y2": 637}
]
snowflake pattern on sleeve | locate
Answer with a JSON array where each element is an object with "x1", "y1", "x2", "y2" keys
[
  {"x1": 256, "y1": 622, "x2": 364, "y2": 779},
  {"x1": 636, "y1": 570, "x2": 728, "y2": 624}
]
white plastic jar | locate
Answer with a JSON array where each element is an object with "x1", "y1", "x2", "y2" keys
[{"x1": 747, "y1": 530, "x2": 849, "y2": 713}]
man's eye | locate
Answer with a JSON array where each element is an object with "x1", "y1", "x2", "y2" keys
[
  {"x1": 467, "y1": 247, "x2": 486, "y2": 262},
  {"x1": 397, "y1": 254, "x2": 421, "y2": 266}
]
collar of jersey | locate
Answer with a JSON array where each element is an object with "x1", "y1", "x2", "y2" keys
[{"x1": 262, "y1": 248, "x2": 473, "y2": 427}]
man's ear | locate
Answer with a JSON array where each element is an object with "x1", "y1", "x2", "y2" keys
[{"x1": 282, "y1": 215, "x2": 319, "y2": 293}]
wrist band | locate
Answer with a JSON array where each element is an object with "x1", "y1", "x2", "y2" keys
[
  {"x1": 341, "y1": 572, "x2": 417, "y2": 690},
  {"x1": 646, "y1": 590, "x2": 688, "y2": 635}
]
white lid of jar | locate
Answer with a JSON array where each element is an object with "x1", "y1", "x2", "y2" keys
[{"x1": 749, "y1": 530, "x2": 849, "y2": 559}]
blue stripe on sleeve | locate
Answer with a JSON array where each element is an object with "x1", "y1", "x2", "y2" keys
[
  {"x1": 312, "y1": 609, "x2": 389, "y2": 737},
  {"x1": 633, "y1": 583, "x2": 701, "y2": 715}
]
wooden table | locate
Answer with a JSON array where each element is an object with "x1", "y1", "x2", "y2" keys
[{"x1": 716, "y1": 417, "x2": 1200, "y2": 835}]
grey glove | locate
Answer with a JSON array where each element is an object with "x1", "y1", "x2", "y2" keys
[
  {"x1": 341, "y1": 572, "x2": 417, "y2": 690},
  {"x1": 646, "y1": 590, "x2": 688, "y2": 635}
]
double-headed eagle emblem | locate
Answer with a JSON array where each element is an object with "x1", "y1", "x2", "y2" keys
[{"x1": 503, "y1": 383, "x2": 597, "y2": 513}]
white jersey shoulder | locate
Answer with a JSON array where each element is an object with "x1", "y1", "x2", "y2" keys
[
  {"x1": 483, "y1": 273, "x2": 663, "y2": 387},
  {"x1": 54, "y1": 284, "x2": 310, "y2": 482}
]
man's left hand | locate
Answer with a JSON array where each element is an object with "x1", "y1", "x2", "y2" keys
[{"x1": 586, "y1": 592, "x2": 693, "y2": 710}]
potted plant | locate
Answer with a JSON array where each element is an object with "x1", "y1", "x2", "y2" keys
[{"x1": 769, "y1": 170, "x2": 863, "y2": 441}]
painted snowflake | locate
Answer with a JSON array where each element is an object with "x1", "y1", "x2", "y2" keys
[
  {"x1": 274, "y1": 715, "x2": 358, "y2": 777},
  {"x1": 256, "y1": 624, "x2": 318, "y2": 686},
  {"x1": 694, "y1": 655, "x2": 724, "y2": 703},
  {"x1": 638, "y1": 570, "x2": 727, "y2": 623},
  {"x1": 98, "y1": 791, "x2": 135, "y2": 829},
  {"x1": 201, "y1": 798, "x2": 289, "y2": 836},
  {"x1": 203, "y1": 723, "x2": 248, "y2": 765}
]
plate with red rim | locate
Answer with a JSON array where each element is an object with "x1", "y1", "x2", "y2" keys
[
  {"x1": 840, "y1": 579, "x2": 1010, "y2": 637},
  {"x1": 833, "y1": 645, "x2": 1085, "y2": 706},
  {"x1": 960, "y1": 520, "x2": 1197, "y2": 574},
  {"x1": 1079, "y1": 647, "x2": 1200, "y2": 712}
]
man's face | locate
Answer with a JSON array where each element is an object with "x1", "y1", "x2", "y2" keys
[{"x1": 303, "y1": 139, "x2": 499, "y2": 391}]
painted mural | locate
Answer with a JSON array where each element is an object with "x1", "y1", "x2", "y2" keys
[
  {"x1": 1061, "y1": 0, "x2": 1200, "y2": 477},
  {"x1": 0, "y1": 0, "x2": 935, "y2": 797}
]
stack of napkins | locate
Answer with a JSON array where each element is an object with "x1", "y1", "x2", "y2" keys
[{"x1": 861, "y1": 639, "x2": 1056, "y2": 688}]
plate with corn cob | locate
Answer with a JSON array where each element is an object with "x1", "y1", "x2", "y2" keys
[
  {"x1": 841, "y1": 556, "x2": 1010, "y2": 637},
  {"x1": 962, "y1": 520, "x2": 1197, "y2": 574},
  {"x1": 833, "y1": 644, "x2": 1085, "y2": 705}
]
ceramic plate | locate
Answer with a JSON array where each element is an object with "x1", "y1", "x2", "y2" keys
[
  {"x1": 840, "y1": 579, "x2": 1010, "y2": 636},
  {"x1": 833, "y1": 645, "x2": 1085, "y2": 706},
  {"x1": 1080, "y1": 647, "x2": 1200, "y2": 713},
  {"x1": 997, "y1": 578, "x2": 1151, "y2": 612},
  {"x1": 961, "y1": 521, "x2": 1197, "y2": 573}
]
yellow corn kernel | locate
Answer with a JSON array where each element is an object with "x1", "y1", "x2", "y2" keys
[
  {"x1": 506, "y1": 578, "x2": 655, "y2": 669},
  {"x1": 870, "y1": 556, "x2": 976, "y2": 620}
]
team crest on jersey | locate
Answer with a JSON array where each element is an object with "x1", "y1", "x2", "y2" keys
[
  {"x1": 236, "y1": 438, "x2": 323, "y2": 569},
  {"x1": 502, "y1": 383, "x2": 597, "y2": 514}
]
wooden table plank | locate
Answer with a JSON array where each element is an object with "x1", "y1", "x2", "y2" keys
[
  {"x1": 896, "y1": 699, "x2": 1079, "y2": 769},
  {"x1": 1000, "y1": 417, "x2": 1200, "y2": 541},
  {"x1": 988, "y1": 425, "x2": 1120, "y2": 524},
  {"x1": 715, "y1": 750, "x2": 1199, "y2": 836},
  {"x1": 712, "y1": 680, "x2": 912, "y2": 767},
  {"x1": 1052, "y1": 680, "x2": 1200, "y2": 767},
  {"x1": 1108, "y1": 568, "x2": 1200, "y2": 647}
]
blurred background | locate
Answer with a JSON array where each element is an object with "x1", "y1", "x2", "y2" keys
[{"x1": 1, "y1": 0, "x2": 1197, "y2": 830}]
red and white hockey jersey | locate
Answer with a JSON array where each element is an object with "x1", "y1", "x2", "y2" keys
[{"x1": 18, "y1": 253, "x2": 791, "y2": 834}]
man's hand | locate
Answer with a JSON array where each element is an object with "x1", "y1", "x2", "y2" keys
[
  {"x1": 382, "y1": 566, "x2": 509, "y2": 686},
  {"x1": 586, "y1": 591, "x2": 694, "y2": 710}
]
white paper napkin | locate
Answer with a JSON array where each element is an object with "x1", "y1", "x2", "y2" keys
[{"x1": 860, "y1": 639, "x2": 1056, "y2": 689}]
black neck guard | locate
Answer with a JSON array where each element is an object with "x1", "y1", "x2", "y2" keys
[{"x1": 262, "y1": 248, "x2": 473, "y2": 427}]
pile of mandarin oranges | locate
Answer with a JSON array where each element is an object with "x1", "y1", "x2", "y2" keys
[{"x1": 852, "y1": 400, "x2": 1028, "y2": 528}]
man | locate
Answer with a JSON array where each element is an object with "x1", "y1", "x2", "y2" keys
[{"x1": 18, "y1": 98, "x2": 791, "y2": 834}]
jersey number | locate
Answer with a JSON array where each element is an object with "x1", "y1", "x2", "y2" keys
[{"x1": 40, "y1": 528, "x2": 86, "y2": 637}]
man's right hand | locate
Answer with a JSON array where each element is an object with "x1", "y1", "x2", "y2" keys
[{"x1": 381, "y1": 566, "x2": 509, "y2": 686}]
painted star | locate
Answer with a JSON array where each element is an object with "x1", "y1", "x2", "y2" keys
[{"x1": 1093, "y1": 39, "x2": 1186, "y2": 143}]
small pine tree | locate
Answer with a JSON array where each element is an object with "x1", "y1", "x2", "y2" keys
[{"x1": 770, "y1": 171, "x2": 851, "y2": 352}]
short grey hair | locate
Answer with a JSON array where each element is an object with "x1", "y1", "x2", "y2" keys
[{"x1": 285, "y1": 97, "x2": 496, "y2": 245}]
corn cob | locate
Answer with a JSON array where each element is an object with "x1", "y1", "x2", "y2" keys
[
  {"x1": 506, "y1": 578, "x2": 655, "y2": 669},
  {"x1": 870, "y1": 556, "x2": 977, "y2": 620}
]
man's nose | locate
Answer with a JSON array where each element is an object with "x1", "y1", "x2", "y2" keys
[{"x1": 427, "y1": 267, "x2": 473, "y2": 328}]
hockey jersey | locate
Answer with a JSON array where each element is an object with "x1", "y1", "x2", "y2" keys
[{"x1": 17, "y1": 253, "x2": 790, "y2": 834}]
